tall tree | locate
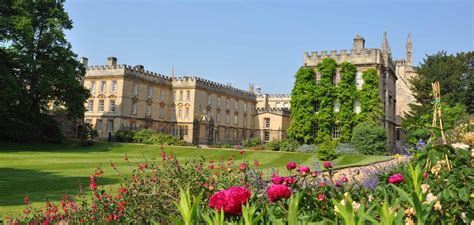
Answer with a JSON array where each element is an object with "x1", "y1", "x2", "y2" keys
[
  {"x1": 288, "y1": 67, "x2": 317, "y2": 144},
  {"x1": 0, "y1": 0, "x2": 89, "y2": 142}
]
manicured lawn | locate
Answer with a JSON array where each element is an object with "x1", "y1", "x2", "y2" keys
[{"x1": 0, "y1": 141, "x2": 392, "y2": 218}]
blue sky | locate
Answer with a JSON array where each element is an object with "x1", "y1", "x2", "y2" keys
[{"x1": 64, "y1": 0, "x2": 473, "y2": 94}]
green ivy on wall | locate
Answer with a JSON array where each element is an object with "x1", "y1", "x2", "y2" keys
[
  {"x1": 314, "y1": 58, "x2": 337, "y2": 143},
  {"x1": 336, "y1": 62, "x2": 357, "y2": 142},
  {"x1": 287, "y1": 67, "x2": 317, "y2": 144},
  {"x1": 357, "y1": 68, "x2": 384, "y2": 125}
]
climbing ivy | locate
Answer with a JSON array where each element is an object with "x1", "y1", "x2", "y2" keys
[
  {"x1": 357, "y1": 68, "x2": 384, "y2": 124},
  {"x1": 315, "y1": 58, "x2": 337, "y2": 143},
  {"x1": 336, "y1": 62, "x2": 357, "y2": 142},
  {"x1": 287, "y1": 67, "x2": 317, "y2": 144}
]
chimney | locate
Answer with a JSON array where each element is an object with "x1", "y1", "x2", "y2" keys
[
  {"x1": 134, "y1": 65, "x2": 144, "y2": 71},
  {"x1": 352, "y1": 33, "x2": 365, "y2": 51},
  {"x1": 107, "y1": 57, "x2": 117, "y2": 67},
  {"x1": 80, "y1": 57, "x2": 88, "y2": 67}
]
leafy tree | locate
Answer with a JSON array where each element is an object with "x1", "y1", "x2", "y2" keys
[
  {"x1": 0, "y1": 0, "x2": 89, "y2": 142},
  {"x1": 288, "y1": 67, "x2": 317, "y2": 144},
  {"x1": 317, "y1": 136, "x2": 337, "y2": 160},
  {"x1": 357, "y1": 69, "x2": 384, "y2": 124},
  {"x1": 351, "y1": 122, "x2": 387, "y2": 155},
  {"x1": 403, "y1": 51, "x2": 473, "y2": 142}
]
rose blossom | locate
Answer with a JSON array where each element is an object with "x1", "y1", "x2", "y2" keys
[
  {"x1": 323, "y1": 161, "x2": 332, "y2": 169},
  {"x1": 239, "y1": 163, "x2": 246, "y2": 172},
  {"x1": 423, "y1": 172, "x2": 428, "y2": 178},
  {"x1": 341, "y1": 176, "x2": 348, "y2": 183},
  {"x1": 272, "y1": 176, "x2": 285, "y2": 184},
  {"x1": 317, "y1": 194, "x2": 325, "y2": 201},
  {"x1": 284, "y1": 176, "x2": 297, "y2": 185},
  {"x1": 209, "y1": 186, "x2": 251, "y2": 215},
  {"x1": 286, "y1": 161, "x2": 297, "y2": 170},
  {"x1": 267, "y1": 184, "x2": 292, "y2": 203},
  {"x1": 388, "y1": 173, "x2": 404, "y2": 184},
  {"x1": 299, "y1": 166, "x2": 310, "y2": 175}
]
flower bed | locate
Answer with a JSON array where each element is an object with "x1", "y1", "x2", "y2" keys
[{"x1": 5, "y1": 142, "x2": 473, "y2": 224}]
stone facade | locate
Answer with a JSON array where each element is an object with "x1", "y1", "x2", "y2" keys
[
  {"x1": 255, "y1": 107, "x2": 291, "y2": 142},
  {"x1": 82, "y1": 57, "x2": 257, "y2": 145},
  {"x1": 303, "y1": 33, "x2": 398, "y2": 149}
]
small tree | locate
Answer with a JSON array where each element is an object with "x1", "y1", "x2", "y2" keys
[
  {"x1": 351, "y1": 122, "x2": 387, "y2": 155},
  {"x1": 317, "y1": 136, "x2": 337, "y2": 160},
  {"x1": 288, "y1": 67, "x2": 317, "y2": 144},
  {"x1": 78, "y1": 123, "x2": 98, "y2": 146}
]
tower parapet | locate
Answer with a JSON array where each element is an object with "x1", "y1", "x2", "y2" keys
[{"x1": 304, "y1": 48, "x2": 382, "y2": 66}]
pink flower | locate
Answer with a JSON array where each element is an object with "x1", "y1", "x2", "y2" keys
[
  {"x1": 388, "y1": 173, "x2": 405, "y2": 185},
  {"x1": 299, "y1": 166, "x2": 310, "y2": 175},
  {"x1": 267, "y1": 184, "x2": 291, "y2": 203},
  {"x1": 335, "y1": 181, "x2": 342, "y2": 187},
  {"x1": 341, "y1": 176, "x2": 348, "y2": 183},
  {"x1": 286, "y1": 161, "x2": 297, "y2": 170},
  {"x1": 209, "y1": 186, "x2": 251, "y2": 215},
  {"x1": 311, "y1": 171, "x2": 318, "y2": 177},
  {"x1": 284, "y1": 176, "x2": 297, "y2": 185},
  {"x1": 89, "y1": 176, "x2": 97, "y2": 191},
  {"x1": 272, "y1": 176, "x2": 285, "y2": 184},
  {"x1": 319, "y1": 182, "x2": 326, "y2": 187},
  {"x1": 423, "y1": 172, "x2": 428, "y2": 179},
  {"x1": 323, "y1": 161, "x2": 332, "y2": 169},
  {"x1": 317, "y1": 194, "x2": 325, "y2": 201},
  {"x1": 239, "y1": 163, "x2": 246, "y2": 172}
]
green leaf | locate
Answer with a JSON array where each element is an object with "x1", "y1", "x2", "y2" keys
[{"x1": 458, "y1": 187, "x2": 469, "y2": 202}]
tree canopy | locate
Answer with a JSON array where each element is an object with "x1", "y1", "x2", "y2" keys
[{"x1": 0, "y1": 0, "x2": 89, "y2": 142}]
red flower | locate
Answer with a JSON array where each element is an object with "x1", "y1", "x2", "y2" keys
[
  {"x1": 118, "y1": 187, "x2": 128, "y2": 194},
  {"x1": 323, "y1": 161, "x2": 332, "y2": 169},
  {"x1": 299, "y1": 166, "x2": 310, "y2": 175},
  {"x1": 240, "y1": 150, "x2": 245, "y2": 155},
  {"x1": 209, "y1": 186, "x2": 251, "y2": 215},
  {"x1": 317, "y1": 194, "x2": 325, "y2": 201},
  {"x1": 254, "y1": 160, "x2": 260, "y2": 168},
  {"x1": 335, "y1": 181, "x2": 342, "y2": 187},
  {"x1": 267, "y1": 184, "x2": 292, "y2": 203},
  {"x1": 286, "y1": 161, "x2": 297, "y2": 170},
  {"x1": 272, "y1": 176, "x2": 285, "y2": 184},
  {"x1": 342, "y1": 176, "x2": 348, "y2": 183},
  {"x1": 319, "y1": 182, "x2": 326, "y2": 187},
  {"x1": 239, "y1": 163, "x2": 246, "y2": 172},
  {"x1": 161, "y1": 151, "x2": 166, "y2": 160},
  {"x1": 89, "y1": 176, "x2": 97, "y2": 191},
  {"x1": 284, "y1": 176, "x2": 297, "y2": 185},
  {"x1": 311, "y1": 171, "x2": 318, "y2": 177},
  {"x1": 423, "y1": 172, "x2": 428, "y2": 179},
  {"x1": 388, "y1": 173, "x2": 404, "y2": 184}
]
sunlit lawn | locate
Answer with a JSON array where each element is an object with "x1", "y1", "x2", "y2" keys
[{"x1": 0, "y1": 141, "x2": 392, "y2": 218}]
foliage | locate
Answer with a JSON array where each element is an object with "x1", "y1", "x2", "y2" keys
[
  {"x1": 335, "y1": 143, "x2": 359, "y2": 155},
  {"x1": 280, "y1": 139, "x2": 300, "y2": 152},
  {"x1": 351, "y1": 123, "x2": 387, "y2": 155},
  {"x1": 315, "y1": 58, "x2": 337, "y2": 143},
  {"x1": 357, "y1": 69, "x2": 384, "y2": 124},
  {"x1": 265, "y1": 140, "x2": 282, "y2": 151},
  {"x1": 288, "y1": 67, "x2": 318, "y2": 144},
  {"x1": 78, "y1": 123, "x2": 98, "y2": 146},
  {"x1": 0, "y1": 0, "x2": 90, "y2": 142},
  {"x1": 113, "y1": 129, "x2": 135, "y2": 142},
  {"x1": 297, "y1": 144, "x2": 317, "y2": 153},
  {"x1": 317, "y1": 137, "x2": 337, "y2": 160},
  {"x1": 242, "y1": 137, "x2": 261, "y2": 148},
  {"x1": 114, "y1": 129, "x2": 184, "y2": 145},
  {"x1": 336, "y1": 62, "x2": 358, "y2": 142}
]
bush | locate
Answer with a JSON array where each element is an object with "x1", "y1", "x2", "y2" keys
[
  {"x1": 335, "y1": 143, "x2": 359, "y2": 154},
  {"x1": 317, "y1": 138, "x2": 337, "y2": 160},
  {"x1": 132, "y1": 129, "x2": 156, "y2": 143},
  {"x1": 242, "y1": 137, "x2": 261, "y2": 148},
  {"x1": 351, "y1": 123, "x2": 387, "y2": 155},
  {"x1": 78, "y1": 123, "x2": 98, "y2": 146},
  {"x1": 249, "y1": 144, "x2": 266, "y2": 150},
  {"x1": 114, "y1": 129, "x2": 135, "y2": 142},
  {"x1": 222, "y1": 143, "x2": 233, "y2": 148},
  {"x1": 297, "y1": 144, "x2": 317, "y2": 153},
  {"x1": 265, "y1": 140, "x2": 281, "y2": 151},
  {"x1": 280, "y1": 139, "x2": 300, "y2": 152}
]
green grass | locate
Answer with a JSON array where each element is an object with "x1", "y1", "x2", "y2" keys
[{"x1": 0, "y1": 141, "x2": 392, "y2": 218}]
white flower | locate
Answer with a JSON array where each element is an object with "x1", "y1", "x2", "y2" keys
[
  {"x1": 434, "y1": 201, "x2": 442, "y2": 211},
  {"x1": 404, "y1": 207, "x2": 416, "y2": 217},
  {"x1": 451, "y1": 143, "x2": 469, "y2": 150},
  {"x1": 368, "y1": 195, "x2": 374, "y2": 202},
  {"x1": 421, "y1": 184, "x2": 430, "y2": 194},
  {"x1": 351, "y1": 201, "x2": 361, "y2": 213},
  {"x1": 424, "y1": 192, "x2": 437, "y2": 204},
  {"x1": 340, "y1": 199, "x2": 346, "y2": 206},
  {"x1": 405, "y1": 217, "x2": 415, "y2": 225}
]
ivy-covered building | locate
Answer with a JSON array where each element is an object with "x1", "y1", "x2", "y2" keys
[{"x1": 301, "y1": 33, "x2": 413, "y2": 150}]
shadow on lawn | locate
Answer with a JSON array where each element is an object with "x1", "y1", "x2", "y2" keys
[
  {"x1": 0, "y1": 168, "x2": 118, "y2": 207},
  {"x1": 0, "y1": 140, "x2": 124, "y2": 153}
]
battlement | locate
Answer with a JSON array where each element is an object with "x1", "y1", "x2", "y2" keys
[
  {"x1": 304, "y1": 48, "x2": 383, "y2": 66},
  {"x1": 257, "y1": 93, "x2": 291, "y2": 99},
  {"x1": 173, "y1": 76, "x2": 257, "y2": 101},
  {"x1": 395, "y1": 59, "x2": 407, "y2": 67},
  {"x1": 256, "y1": 107, "x2": 290, "y2": 116},
  {"x1": 86, "y1": 64, "x2": 172, "y2": 85}
]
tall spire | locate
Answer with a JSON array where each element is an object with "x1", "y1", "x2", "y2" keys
[
  {"x1": 381, "y1": 31, "x2": 391, "y2": 54},
  {"x1": 171, "y1": 65, "x2": 175, "y2": 79},
  {"x1": 406, "y1": 33, "x2": 413, "y2": 65}
]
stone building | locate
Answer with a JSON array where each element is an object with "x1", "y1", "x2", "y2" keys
[
  {"x1": 303, "y1": 33, "x2": 399, "y2": 149},
  {"x1": 82, "y1": 57, "x2": 257, "y2": 145}
]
